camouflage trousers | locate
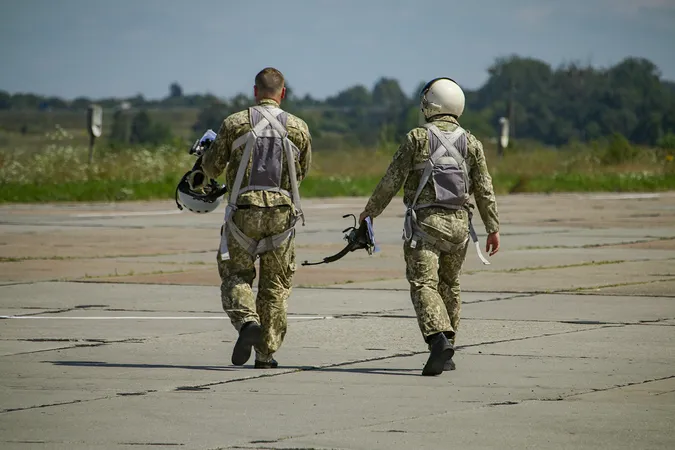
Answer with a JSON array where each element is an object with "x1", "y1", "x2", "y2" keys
[
  {"x1": 404, "y1": 209, "x2": 470, "y2": 346},
  {"x1": 217, "y1": 205, "x2": 296, "y2": 362}
]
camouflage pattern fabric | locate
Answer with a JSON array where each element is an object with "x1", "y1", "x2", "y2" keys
[
  {"x1": 217, "y1": 206, "x2": 296, "y2": 362},
  {"x1": 363, "y1": 115, "x2": 499, "y2": 344},
  {"x1": 202, "y1": 99, "x2": 312, "y2": 208},
  {"x1": 202, "y1": 99, "x2": 311, "y2": 362},
  {"x1": 364, "y1": 115, "x2": 499, "y2": 234},
  {"x1": 405, "y1": 208, "x2": 470, "y2": 345}
]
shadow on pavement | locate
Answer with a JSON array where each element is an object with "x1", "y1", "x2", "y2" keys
[
  {"x1": 46, "y1": 360, "x2": 424, "y2": 376},
  {"x1": 47, "y1": 360, "x2": 236, "y2": 371}
]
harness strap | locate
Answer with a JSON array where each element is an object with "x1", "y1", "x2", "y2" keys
[
  {"x1": 424, "y1": 125, "x2": 469, "y2": 187},
  {"x1": 220, "y1": 105, "x2": 305, "y2": 259},
  {"x1": 404, "y1": 210, "x2": 491, "y2": 265},
  {"x1": 263, "y1": 109, "x2": 304, "y2": 225},
  {"x1": 409, "y1": 142, "x2": 452, "y2": 212},
  {"x1": 469, "y1": 220, "x2": 491, "y2": 265},
  {"x1": 403, "y1": 125, "x2": 490, "y2": 264},
  {"x1": 414, "y1": 203, "x2": 465, "y2": 211},
  {"x1": 411, "y1": 222, "x2": 469, "y2": 253},
  {"x1": 257, "y1": 107, "x2": 289, "y2": 137},
  {"x1": 226, "y1": 219, "x2": 295, "y2": 257},
  {"x1": 253, "y1": 106, "x2": 304, "y2": 225},
  {"x1": 407, "y1": 126, "x2": 464, "y2": 214},
  {"x1": 238, "y1": 185, "x2": 292, "y2": 198},
  {"x1": 226, "y1": 111, "x2": 273, "y2": 218}
]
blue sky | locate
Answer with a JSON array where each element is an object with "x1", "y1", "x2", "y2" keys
[{"x1": 1, "y1": 0, "x2": 674, "y2": 100}]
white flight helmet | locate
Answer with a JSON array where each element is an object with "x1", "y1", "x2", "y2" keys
[
  {"x1": 175, "y1": 169, "x2": 227, "y2": 214},
  {"x1": 419, "y1": 77, "x2": 465, "y2": 124}
]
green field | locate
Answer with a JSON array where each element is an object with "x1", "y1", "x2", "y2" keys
[{"x1": 1, "y1": 125, "x2": 673, "y2": 203}]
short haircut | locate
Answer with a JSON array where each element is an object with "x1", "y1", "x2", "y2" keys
[{"x1": 255, "y1": 67, "x2": 285, "y2": 96}]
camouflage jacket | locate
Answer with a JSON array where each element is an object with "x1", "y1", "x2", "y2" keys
[
  {"x1": 364, "y1": 115, "x2": 499, "y2": 234},
  {"x1": 201, "y1": 99, "x2": 312, "y2": 208}
]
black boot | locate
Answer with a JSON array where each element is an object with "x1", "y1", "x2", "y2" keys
[
  {"x1": 444, "y1": 357, "x2": 456, "y2": 371},
  {"x1": 254, "y1": 359, "x2": 278, "y2": 369},
  {"x1": 422, "y1": 333, "x2": 454, "y2": 376},
  {"x1": 231, "y1": 321, "x2": 262, "y2": 366}
]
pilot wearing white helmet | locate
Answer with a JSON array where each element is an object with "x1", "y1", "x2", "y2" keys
[{"x1": 360, "y1": 77, "x2": 501, "y2": 376}]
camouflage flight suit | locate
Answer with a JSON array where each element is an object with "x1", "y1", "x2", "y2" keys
[
  {"x1": 201, "y1": 99, "x2": 312, "y2": 362},
  {"x1": 363, "y1": 115, "x2": 499, "y2": 345}
]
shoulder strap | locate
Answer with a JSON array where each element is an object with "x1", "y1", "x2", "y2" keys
[
  {"x1": 408, "y1": 125, "x2": 465, "y2": 210},
  {"x1": 225, "y1": 106, "x2": 305, "y2": 226},
  {"x1": 256, "y1": 106, "x2": 288, "y2": 137},
  {"x1": 425, "y1": 124, "x2": 470, "y2": 193},
  {"x1": 425, "y1": 124, "x2": 468, "y2": 176},
  {"x1": 256, "y1": 106, "x2": 303, "y2": 223},
  {"x1": 409, "y1": 135, "x2": 453, "y2": 210},
  {"x1": 227, "y1": 107, "x2": 271, "y2": 211}
]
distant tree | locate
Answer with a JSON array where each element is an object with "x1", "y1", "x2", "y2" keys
[
  {"x1": 10, "y1": 93, "x2": 42, "y2": 109},
  {"x1": 97, "y1": 97, "x2": 122, "y2": 109},
  {"x1": 372, "y1": 77, "x2": 408, "y2": 109},
  {"x1": 109, "y1": 110, "x2": 131, "y2": 146},
  {"x1": 193, "y1": 102, "x2": 232, "y2": 132},
  {"x1": 127, "y1": 94, "x2": 146, "y2": 107},
  {"x1": 70, "y1": 97, "x2": 92, "y2": 111},
  {"x1": 0, "y1": 90, "x2": 10, "y2": 110},
  {"x1": 603, "y1": 132, "x2": 638, "y2": 164},
  {"x1": 130, "y1": 111, "x2": 151, "y2": 144},
  {"x1": 169, "y1": 82, "x2": 183, "y2": 98},
  {"x1": 230, "y1": 93, "x2": 252, "y2": 111},
  {"x1": 2, "y1": 54, "x2": 674, "y2": 148},
  {"x1": 46, "y1": 97, "x2": 68, "y2": 109},
  {"x1": 657, "y1": 132, "x2": 675, "y2": 149},
  {"x1": 129, "y1": 110, "x2": 172, "y2": 145},
  {"x1": 327, "y1": 85, "x2": 372, "y2": 108}
]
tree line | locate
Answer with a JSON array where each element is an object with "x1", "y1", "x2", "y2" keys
[{"x1": 2, "y1": 56, "x2": 674, "y2": 148}]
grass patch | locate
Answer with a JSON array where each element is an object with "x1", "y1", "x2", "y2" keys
[
  {"x1": 300, "y1": 174, "x2": 383, "y2": 197},
  {"x1": 497, "y1": 173, "x2": 675, "y2": 194},
  {"x1": 499, "y1": 259, "x2": 628, "y2": 273},
  {"x1": 1, "y1": 141, "x2": 673, "y2": 203},
  {"x1": 568, "y1": 277, "x2": 675, "y2": 292},
  {"x1": 4, "y1": 172, "x2": 672, "y2": 203},
  {"x1": 0, "y1": 177, "x2": 179, "y2": 203},
  {"x1": 80, "y1": 268, "x2": 188, "y2": 280}
]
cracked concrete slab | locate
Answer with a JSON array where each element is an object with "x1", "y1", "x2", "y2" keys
[
  {"x1": 266, "y1": 378, "x2": 675, "y2": 450},
  {"x1": 465, "y1": 324, "x2": 675, "y2": 361},
  {"x1": 1, "y1": 194, "x2": 674, "y2": 449},
  {"x1": 0, "y1": 258, "x2": 202, "y2": 284},
  {"x1": 464, "y1": 293, "x2": 675, "y2": 323},
  {"x1": 0, "y1": 282, "x2": 504, "y2": 317},
  {"x1": 582, "y1": 279, "x2": 675, "y2": 297}
]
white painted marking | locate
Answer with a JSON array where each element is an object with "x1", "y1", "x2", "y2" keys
[
  {"x1": 0, "y1": 315, "x2": 333, "y2": 320},
  {"x1": 73, "y1": 210, "x2": 183, "y2": 218},
  {"x1": 587, "y1": 193, "x2": 661, "y2": 200},
  {"x1": 305, "y1": 204, "x2": 356, "y2": 210}
]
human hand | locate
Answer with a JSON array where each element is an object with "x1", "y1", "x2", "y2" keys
[
  {"x1": 359, "y1": 211, "x2": 370, "y2": 224},
  {"x1": 486, "y1": 232, "x2": 500, "y2": 256}
]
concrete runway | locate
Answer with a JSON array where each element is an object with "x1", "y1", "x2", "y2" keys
[{"x1": 1, "y1": 193, "x2": 674, "y2": 449}]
